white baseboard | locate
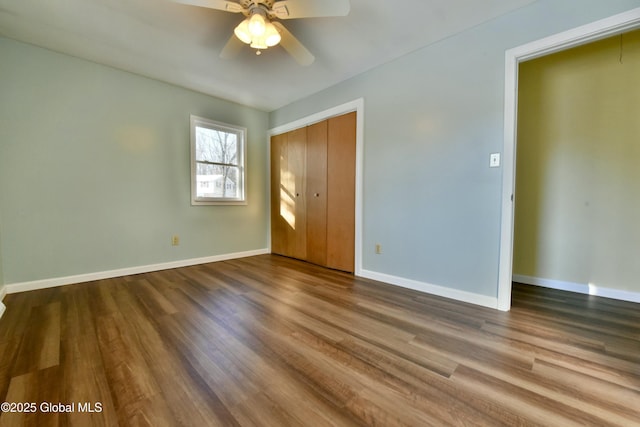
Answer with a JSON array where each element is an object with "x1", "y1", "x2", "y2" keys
[
  {"x1": 359, "y1": 269, "x2": 498, "y2": 309},
  {"x1": 0, "y1": 285, "x2": 6, "y2": 319},
  {"x1": 513, "y1": 274, "x2": 640, "y2": 304},
  {"x1": 5, "y1": 249, "x2": 270, "y2": 295}
]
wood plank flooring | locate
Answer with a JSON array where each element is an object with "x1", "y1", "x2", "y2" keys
[{"x1": 0, "y1": 254, "x2": 638, "y2": 426}]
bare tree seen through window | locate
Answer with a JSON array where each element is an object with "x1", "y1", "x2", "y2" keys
[{"x1": 195, "y1": 127, "x2": 239, "y2": 198}]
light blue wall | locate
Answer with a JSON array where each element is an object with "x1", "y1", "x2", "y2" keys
[
  {"x1": 0, "y1": 38, "x2": 269, "y2": 284},
  {"x1": 270, "y1": 0, "x2": 640, "y2": 298}
]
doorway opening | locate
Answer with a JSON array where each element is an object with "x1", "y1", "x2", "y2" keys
[{"x1": 497, "y1": 8, "x2": 640, "y2": 311}]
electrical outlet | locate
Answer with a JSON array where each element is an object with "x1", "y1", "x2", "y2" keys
[
  {"x1": 171, "y1": 235, "x2": 180, "y2": 246},
  {"x1": 375, "y1": 244, "x2": 382, "y2": 254}
]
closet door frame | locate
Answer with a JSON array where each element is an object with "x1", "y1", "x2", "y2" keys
[{"x1": 268, "y1": 98, "x2": 364, "y2": 276}]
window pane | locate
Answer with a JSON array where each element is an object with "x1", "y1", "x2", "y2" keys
[
  {"x1": 196, "y1": 163, "x2": 240, "y2": 199},
  {"x1": 195, "y1": 126, "x2": 238, "y2": 165},
  {"x1": 190, "y1": 115, "x2": 246, "y2": 205}
]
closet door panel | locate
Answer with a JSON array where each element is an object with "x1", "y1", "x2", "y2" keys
[
  {"x1": 286, "y1": 127, "x2": 308, "y2": 260},
  {"x1": 306, "y1": 120, "x2": 328, "y2": 266},
  {"x1": 270, "y1": 133, "x2": 288, "y2": 256},
  {"x1": 326, "y1": 112, "x2": 356, "y2": 272}
]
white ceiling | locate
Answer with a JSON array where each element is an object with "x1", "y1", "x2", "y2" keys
[{"x1": 0, "y1": 0, "x2": 537, "y2": 111}]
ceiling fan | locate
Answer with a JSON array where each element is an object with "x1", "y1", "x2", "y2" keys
[{"x1": 174, "y1": 0, "x2": 350, "y2": 66}]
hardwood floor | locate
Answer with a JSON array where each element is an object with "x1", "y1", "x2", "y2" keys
[{"x1": 0, "y1": 254, "x2": 638, "y2": 426}]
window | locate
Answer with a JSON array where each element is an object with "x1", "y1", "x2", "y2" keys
[{"x1": 190, "y1": 115, "x2": 247, "y2": 205}]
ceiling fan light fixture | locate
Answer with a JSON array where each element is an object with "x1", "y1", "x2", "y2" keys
[
  {"x1": 250, "y1": 36, "x2": 268, "y2": 50},
  {"x1": 234, "y1": 12, "x2": 281, "y2": 49},
  {"x1": 264, "y1": 22, "x2": 281, "y2": 47},
  {"x1": 233, "y1": 19, "x2": 252, "y2": 44},
  {"x1": 248, "y1": 12, "x2": 266, "y2": 37}
]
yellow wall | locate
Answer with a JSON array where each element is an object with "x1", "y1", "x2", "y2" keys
[{"x1": 514, "y1": 30, "x2": 640, "y2": 292}]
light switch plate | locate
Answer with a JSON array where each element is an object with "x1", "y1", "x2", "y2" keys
[{"x1": 490, "y1": 153, "x2": 501, "y2": 168}]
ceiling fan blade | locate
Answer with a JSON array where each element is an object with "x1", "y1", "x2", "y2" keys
[
  {"x1": 220, "y1": 34, "x2": 245, "y2": 59},
  {"x1": 272, "y1": 22, "x2": 314, "y2": 66},
  {"x1": 272, "y1": 0, "x2": 349, "y2": 19},
  {"x1": 173, "y1": 0, "x2": 244, "y2": 13}
]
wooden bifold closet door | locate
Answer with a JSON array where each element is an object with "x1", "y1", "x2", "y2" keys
[{"x1": 270, "y1": 111, "x2": 356, "y2": 272}]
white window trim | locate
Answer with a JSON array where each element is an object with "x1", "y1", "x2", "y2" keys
[{"x1": 190, "y1": 115, "x2": 247, "y2": 205}]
